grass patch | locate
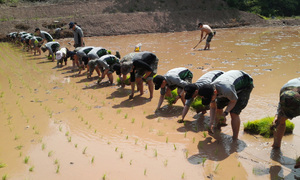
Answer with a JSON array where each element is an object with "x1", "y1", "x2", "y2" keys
[
  {"x1": 0, "y1": 163, "x2": 6, "y2": 168},
  {"x1": 243, "y1": 116, "x2": 294, "y2": 138},
  {"x1": 24, "y1": 156, "x2": 29, "y2": 164}
]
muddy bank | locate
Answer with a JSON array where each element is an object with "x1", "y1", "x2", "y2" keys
[{"x1": 1, "y1": 0, "x2": 300, "y2": 41}]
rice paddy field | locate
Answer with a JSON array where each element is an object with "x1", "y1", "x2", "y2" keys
[{"x1": 0, "y1": 26, "x2": 300, "y2": 179}]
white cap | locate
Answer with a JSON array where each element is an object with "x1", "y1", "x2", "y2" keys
[{"x1": 56, "y1": 51, "x2": 63, "y2": 60}]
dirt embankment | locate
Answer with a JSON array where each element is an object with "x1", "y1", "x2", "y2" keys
[{"x1": 0, "y1": 0, "x2": 300, "y2": 41}]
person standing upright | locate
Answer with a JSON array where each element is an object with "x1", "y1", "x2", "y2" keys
[
  {"x1": 69, "y1": 22, "x2": 84, "y2": 48},
  {"x1": 197, "y1": 23, "x2": 215, "y2": 50}
]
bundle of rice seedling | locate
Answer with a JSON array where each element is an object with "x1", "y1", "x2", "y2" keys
[
  {"x1": 116, "y1": 75, "x2": 131, "y2": 86},
  {"x1": 165, "y1": 89, "x2": 178, "y2": 105},
  {"x1": 190, "y1": 97, "x2": 208, "y2": 113},
  {"x1": 243, "y1": 116, "x2": 294, "y2": 138}
]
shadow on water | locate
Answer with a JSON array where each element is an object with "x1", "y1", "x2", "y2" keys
[
  {"x1": 112, "y1": 95, "x2": 150, "y2": 108},
  {"x1": 106, "y1": 88, "x2": 131, "y2": 99},
  {"x1": 146, "y1": 105, "x2": 183, "y2": 119},
  {"x1": 177, "y1": 113, "x2": 210, "y2": 133},
  {"x1": 188, "y1": 132, "x2": 247, "y2": 164},
  {"x1": 269, "y1": 149, "x2": 300, "y2": 179}
]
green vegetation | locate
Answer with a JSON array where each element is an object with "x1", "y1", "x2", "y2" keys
[
  {"x1": 0, "y1": 163, "x2": 6, "y2": 168},
  {"x1": 116, "y1": 76, "x2": 131, "y2": 86},
  {"x1": 225, "y1": 0, "x2": 300, "y2": 17},
  {"x1": 190, "y1": 97, "x2": 207, "y2": 113},
  {"x1": 243, "y1": 116, "x2": 294, "y2": 138},
  {"x1": 165, "y1": 89, "x2": 178, "y2": 105}
]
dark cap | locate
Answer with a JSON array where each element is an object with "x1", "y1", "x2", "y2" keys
[
  {"x1": 112, "y1": 64, "x2": 121, "y2": 75},
  {"x1": 184, "y1": 84, "x2": 198, "y2": 100},
  {"x1": 67, "y1": 50, "x2": 76, "y2": 60},
  {"x1": 34, "y1": 28, "x2": 40, "y2": 32},
  {"x1": 69, "y1": 22, "x2": 75, "y2": 29},
  {"x1": 197, "y1": 84, "x2": 215, "y2": 105},
  {"x1": 153, "y1": 75, "x2": 165, "y2": 90}
]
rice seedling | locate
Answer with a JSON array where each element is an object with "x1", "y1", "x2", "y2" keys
[
  {"x1": 154, "y1": 149, "x2": 158, "y2": 157},
  {"x1": 2, "y1": 174, "x2": 7, "y2": 180},
  {"x1": 107, "y1": 141, "x2": 111, "y2": 145},
  {"x1": 135, "y1": 139, "x2": 138, "y2": 145},
  {"x1": 85, "y1": 121, "x2": 88, "y2": 125},
  {"x1": 91, "y1": 156, "x2": 95, "y2": 163},
  {"x1": 144, "y1": 169, "x2": 147, "y2": 176},
  {"x1": 24, "y1": 156, "x2": 30, "y2": 164},
  {"x1": 114, "y1": 124, "x2": 118, "y2": 129},
  {"x1": 145, "y1": 144, "x2": 148, "y2": 150},
  {"x1": 157, "y1": 118, "x2": 161, "y2": 123},
  {"x1": 115, "y1": 147, "x2": 118, "y2": 152},
  {"x1": 184, "y1": 131, "x2": 187, "y2": 138},
  {"x1": 65, "y1": 131, "x2": 69, "y2": 136},
  {"x1": 214, "y1": 148, "x2": 219, "y2": 155},
  {"x1": 102, "y1": 173, "x2": 106, "y2": 180},
  {"x1": 42, "y1": 143, "x2": 46, "y2": 150},
  {"x1": 141, "y1": 121, "x2": 144, "y2": 128},
  {"x1": 83, "y1": 147, "x2": 87, "y2": 154},
  {"x1": 29, "y1": 166, "x2": 34, "y2": 172},
  {"x1": 238, "y1": 162, "x2": 241, "y2": 167},
  {"x1": 126, "y1": 135, "x2": 129, "y2": 140},
  {"x1": 54, "y1": 159, "x2": 59, "y2": 164},
  {"x1": 232, "y1": 176, "x2": 236, "y2": 180},
  {"x1": 166, "y1": 137, "x2": 169, "y2": 143},
  {"x1": 124, "y1": 113, "x2": 128, "y2": 119},
  {"x1": 120, "y1": 152, "x2": 123, "y2": 159},
  {"x1": 164, "y1": 159, "x2": 168, "y2": 167},
  {"x1": 181, "y1": 172, "x2": 185, "y2": 179},
  {"x1": 129, "y1": 160, "x2": 132, "y2": 165},
  {"x1": 185, "y1": 150, "x2": 189, "y2": 158},
  {"x1": 214, "y1": 163, "x2": 220, "y2": 174},
  {"x1": 244, "y1": 116, "x2": 294, "y2": 138},
  {"x1": 192, "y1": 137, "x2": 195, "y2": 143},
  {"x1": 131, "y1": 118, "x2": 135, "y2": 123},
  {"x1": 19, "y1": 152, "x2": 22, "y2": 157},
  {"x1": 202, "y1": 157, "x2": 207, "y2": 166},
  {"x1": 34, "y1": 130, "x2": 39, "y2": 135},
  {"x1": 14, "y1": 134, "x2": 20, "y2": 140},
  {"x1": 48, "y1": 151, "x2": 53, "y2": 157},
  {"x1": 116, "y1": 109, "x2": 122, "y2": 114},
  {"x1": 174, "y1": 144, "x2": 177, "y2": 150},
  {"x1": 203, "y1": 132, "x2": 207, "y2": 138},
  {"x1": 16, "y1": 145, "x2": 23, "y2": 150},
  {"x1": 59, "y1": 126, "x2": 62, "y2": 132},
  {"x1": 56, "y1": 164, "x2": 60, "y2": 173},
  {"x1": 0, "y1": 163, "x2": 6, "y2": 168},
  {"x1": 68, "y1": 137, "x2": 72, "y2": 142},
  {"x1": 94, "y1": 129, "x2": 97, "y2": 133},
  {"x1": 157, "y1": 130, "x2": 165, "y2": 136},
  {"x1": 75, "y1": 144, "x2": 78, "y2": 148}
]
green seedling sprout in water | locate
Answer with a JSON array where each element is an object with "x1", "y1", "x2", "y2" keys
[
  {"x1": 102, "y1": 173, "x2": 106, "y2": 180},
  {"x1": 42, "y1": 143, "x2": 46, "y2": 150},
  {"x1": 24, "y1": 156, "x2": 29, "y2": 164},
  {"x1": 174, "y1": 144, "x2": 177, "y2": 150},
  {"x1": 56, "y1": 164, "x2": 60, "y2": 173},
  {"x1": 129, "y1": 160, "x2": 132, "y2": 165},
  {"x1": 144, "y1": 169, "x2": 147, "y2": 176},
  {"x1": 83, "y1": 147, "x2": 87, "y2": 154},
  {"x1": 29, "y1": 166, "x2": 34, "y2": 172},
  {"x1": 0, "y1": 163, "x2": 6, "y2": 168},
  {"x1": 203, "y1": 132, "x2": 207, "y2": 138},
  {"x1": 91, "y1": 156, "x2": 95, "y2": 163},
  {"x1": 154, "y1": 149, "x2": 158, "y2": 157},
  {"x1": 2, "y1": 174, "x2": 7, "y2": 180},
  {"x1": 68, "y1": 137, "x2": 72, "y2": 142},
  {"x1": 214, "y1": 163, "x2": 220, "y2": 174},
  {"x1": 202, "y1": 157, "x2": 207, "y2": 166},
  {"x1": 16, "y1": 145, "x2": 23, "y2": 150},
  {"x1": 135, "y1": 139, "x2": 138, "y2": 145},
  {"x1": 48, "y1": 151, "x2": 53, "y2": 157},
  {"x1": 185, "y1": 150, "x2": 189, "y2": 158},
  {"x1": 131, "y1": 118, "x2": 135, "y2": 123},
  {"x1": 120, "y1": 152, "x2": 123, "y2": 159},
  {"x1": 166, "y1": 137, "x2": 169, "y2": 143},
  {"x1": 65, "y1": 131, "x2": 69, "y2": 136},
  {"x1": 164, "y1": 159, "x2": 168, "y2": 167},
  {"x1": 145, "y1": 144, "x2": 148, "y2": 150},
  {"x1": 54, "y1": 159, "x2": 59, "y2": 164},
  {"x1": 124, "y1": 113, "x2": 128, "y2": 119},
  {"x1": 181, "y1": 172, "x2": 185, "y2": 179}
]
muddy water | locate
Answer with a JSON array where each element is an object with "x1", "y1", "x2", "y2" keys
[{"x1": 0, "y1": 26, "x2": 299, "y2": 180}]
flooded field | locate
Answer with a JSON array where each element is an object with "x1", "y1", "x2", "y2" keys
[{"x1": 0, "y1": 26, "x2": 299, "y2": 180}]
